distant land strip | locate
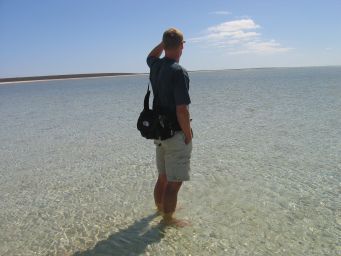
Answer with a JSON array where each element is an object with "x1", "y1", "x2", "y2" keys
[
  {"x1": 0, "y1": 73, "x2": 142, "y2": 83},
  {"x1": 2, "y1": 65, "x2": 340, "y2": 84}
]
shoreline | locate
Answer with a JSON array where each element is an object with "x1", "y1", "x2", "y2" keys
[
  {"x1": 0, "y1": 73, "x2": 145, "y2": 85},
  {"x1": 1, "y1": 65, "x2": 340, "y2": 85}
]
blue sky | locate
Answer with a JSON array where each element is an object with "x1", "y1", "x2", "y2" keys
[{"x1": 1, "y1": 0, "x2": 340, "y2": 77}]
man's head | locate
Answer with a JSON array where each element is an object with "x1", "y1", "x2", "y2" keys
[{"x1": 163, "y1": 28, "x2": 185, "y2": 60}]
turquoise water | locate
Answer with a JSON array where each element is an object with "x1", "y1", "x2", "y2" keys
[{"x1": 0, "y1": 67, "x2": 340, "y2": 255}]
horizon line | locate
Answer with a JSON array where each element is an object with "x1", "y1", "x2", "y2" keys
[{"x1": 1, "y1": 65, "x2": 340, "y2": 84}]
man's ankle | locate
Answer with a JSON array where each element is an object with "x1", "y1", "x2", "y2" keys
[
  {"x1": 162, "y1": 212, "x2": 174, "y2": 222},
  {"x1": 156, "y1": 203, "x2": 163, "y2": 213}
]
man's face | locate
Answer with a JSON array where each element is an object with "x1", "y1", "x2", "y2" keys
[{"x1": 179, "y1": 41, "x2": 185, "y2": 56}]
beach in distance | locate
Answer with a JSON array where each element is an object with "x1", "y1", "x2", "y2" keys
[
  {"x1": 2, "y1": 65, "x2": 340, "y2": 84},
  {"x1": 0, "y1": 66, "x2": 340, "y2": 255},
  {"x1": 0, "y1": 72, "x2": 139, "y2": 84}
]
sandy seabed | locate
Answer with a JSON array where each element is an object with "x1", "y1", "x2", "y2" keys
[{"x1": 0, "y1": 67, "x2": 340, "y2": 255}]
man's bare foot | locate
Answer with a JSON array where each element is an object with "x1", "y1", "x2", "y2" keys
[
  {"x1": 161, "y1": 213, "x2": 191, "y2": 227},
  {"x1": 161, "y1": 217, "x2": 191, "y2": 227}
]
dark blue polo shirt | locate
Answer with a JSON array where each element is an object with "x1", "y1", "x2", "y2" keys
[{"x1": 147, "y1": 56, "x2": 191, "y2": 128}]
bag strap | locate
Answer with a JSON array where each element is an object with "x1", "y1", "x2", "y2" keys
[
  {"x1": 151, "y1": 64, "x2": 163, "y2": 113},
  {"x1": 143, "y1": 83, "x2": 151, "y2": 110},
  {"x1": 145, "y1": 59, "x2": 163, "y2": 113}
]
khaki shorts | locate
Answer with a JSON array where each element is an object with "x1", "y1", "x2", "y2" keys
[{"x1": 154, "y1": 131, "x2": 192, "y2": 182}]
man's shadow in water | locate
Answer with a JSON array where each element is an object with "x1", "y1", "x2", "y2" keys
[{"x1": 73, "y1": 213, "x2": 165, "y2": 256}]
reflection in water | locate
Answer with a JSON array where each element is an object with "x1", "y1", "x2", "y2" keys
[{"x1": 74, "y1": 213, "x2": 165, "y2": 256}]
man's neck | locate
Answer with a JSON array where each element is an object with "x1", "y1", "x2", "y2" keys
[{"x1": 165, "y1": 52, "x2": 180, "y2": 63}]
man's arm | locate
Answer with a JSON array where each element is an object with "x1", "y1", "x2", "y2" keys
[
  {"x1": 148, "y1": 42, "x2": 164, "y2": 58},
  {"x1": 176, "y1": 105, "x2": 192, "y2": 144}
]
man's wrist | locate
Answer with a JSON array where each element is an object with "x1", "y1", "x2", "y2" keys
[
  {"x1": 183, "y1": 129, "x2": 191, "y2": 138},
  {"x1": 184, "y1": 130, "x2": 192, "y2": 143}
]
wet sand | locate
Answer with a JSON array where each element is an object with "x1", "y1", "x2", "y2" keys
[{"x1": 0, "y1": 73, "x2": 141, "y2": 84}]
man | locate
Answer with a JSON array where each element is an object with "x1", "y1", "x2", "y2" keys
[{"x1": 146, "y1": 28, "x2": 192, "y2": 226}]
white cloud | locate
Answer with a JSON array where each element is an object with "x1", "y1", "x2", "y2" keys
[
  {"x1": 207, "y1": 19, "x2": 259, "y2": 33},
  {"x1": 209, "y1": 11, "x2": 231, "y2": 15},
  {"x1": 229, "y1": 41, "x2": 292, "y2": 55},
  {"x1": 188, "y1": 19, "x2": 291, "y2": 55},
  {"x1": 246, "y1": 41, "x2": 291, "y2": 53}
]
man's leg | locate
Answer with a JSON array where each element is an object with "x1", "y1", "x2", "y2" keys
[
  {"x1": 162, "y1": 181, "x2": 182, "y2": 222},
  {"x1": 154, "y1": 173, "x2": 167, "y2": 213}
]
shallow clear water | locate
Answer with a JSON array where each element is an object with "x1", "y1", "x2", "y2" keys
[{"x1": 0, "y1": 67, "x2": 340, "y2": 255}]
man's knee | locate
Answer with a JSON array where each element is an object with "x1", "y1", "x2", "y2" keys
[
  {"x1": 158, "y1": 173, "x2": 167, "y2": 184},
  {"x1": 165, "y1": 181, "x2": 182, "y2": 193}
]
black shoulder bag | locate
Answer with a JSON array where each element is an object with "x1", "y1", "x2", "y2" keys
[{"x1": 137, "y1": 83, "x2": 176, "y2": 140}]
